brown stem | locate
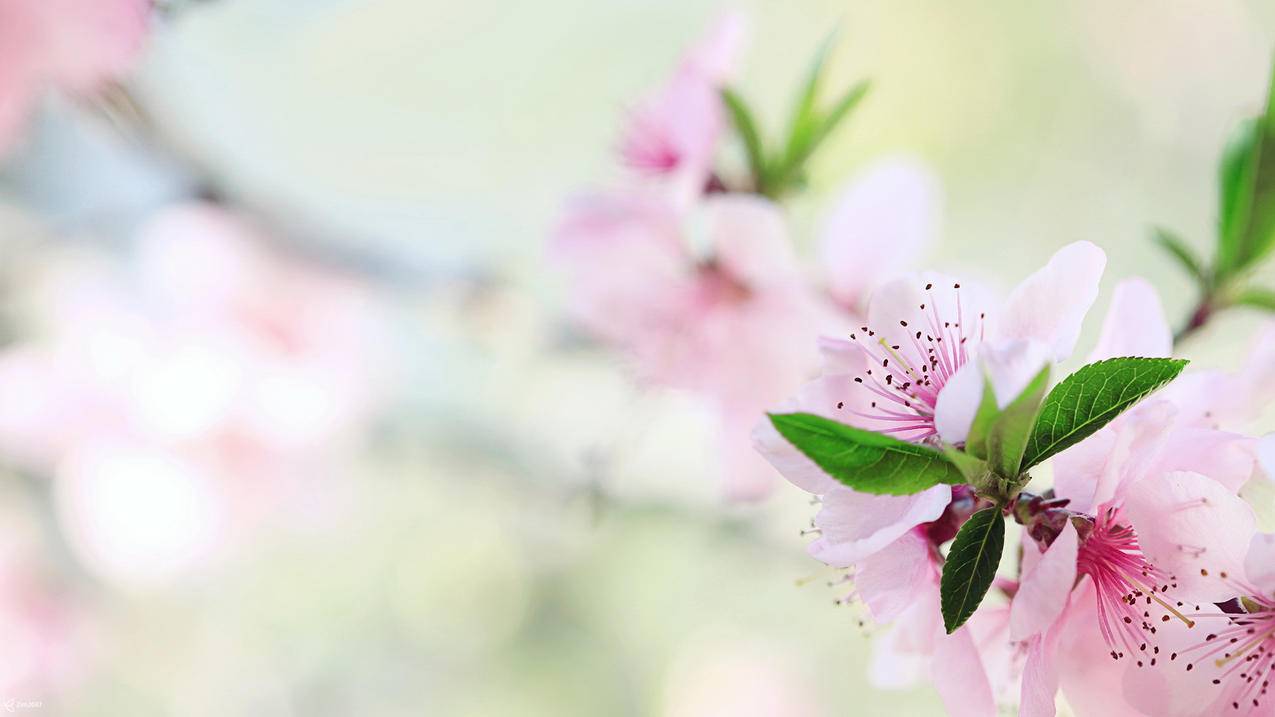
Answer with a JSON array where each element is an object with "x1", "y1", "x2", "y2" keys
[{"x1": 1173, "y1": 296, "x2": 1215, "y2": 346}]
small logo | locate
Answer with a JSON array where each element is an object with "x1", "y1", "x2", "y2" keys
[{"x1": 3, "y1": 700, "x2": 41, "y2": 712}]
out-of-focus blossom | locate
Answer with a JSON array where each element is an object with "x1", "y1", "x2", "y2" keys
[
  {"x1": 555, "y1": 148, "x2": 946, "y2": 499},
  {"x1": 818, "y1": 158, "x2": 942, "y2": 313},
  {"x1": 554, "y1": 192, "x2": 837, "y2": 499},
  {"x1": 0, "y1": 0, "x2": 151, "y2": 155},
  {"x1": 0, "y1": 203, "x2": 393, "y2": 588},
  {"x1": 619, "y1": 12, "x2": 746, "y2": 204}
]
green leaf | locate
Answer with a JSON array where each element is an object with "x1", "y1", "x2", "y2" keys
[
  {"x1": 768, "y1": 80, "x2": 870, "y2": 197},
  {"x1": 1151, "y1": 226, "x2": 1209, "y2": 286},
  {"x1": 985, "y1": 364, "x2": 1051, "y2": 481},
  {"x1": 782, "y1": 31, "x2": 837, "y2": 168},
  {"x1": 721, "y1": 87, "x2": 769, "y2": 193},
  {"x1": 807, "y1": 80, "x2": 870, "y2": 155},
  {"x1": 1019, "y1": 358, "x2": 1189, "y2": 470},
  {"x1": 1217, "y1": 63, "x2": 1275, "y2": 277},
  {"x1": 768, "y1": 412, "x2": 964, "y2": 495},
  {"x1": 940, "y1": 507, "x2": 1005, "y2": 634},
  {"x1": 941, "y1": 445, "x2": 988, "y2": 484},
  {"x1": 963, "y1": 377, "x2": 1000, "y2": 461},
  {"x1": 1232, "y1": 286, "x2": 1275, "y2": 311},
  {"x1": 1218, "y1": 118, "x2": 1259, "y2": 274}
]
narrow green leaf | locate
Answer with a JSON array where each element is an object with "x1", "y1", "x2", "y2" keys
[
  {"x1": 1218, "y1": 118, "x2": 1260, "y2": 275},
  {"x1": 769, "y1": 81, "x2": 870, "y2": 196},
  {"x1": 940, "y1": 507, "x2": 1005, "y2": 634},
  {"x1": 808, "y1": 80, "x2": 870, "y2": 154},
  {"x1": 941, "y1": 445, "x2": 988, "y2": 484},
  {"x1": 768, "y1": 412, "x2": 964, "y2": 495},
  {"x1": 985, "y1": 364, "x2": 1051, "y2": 481},
  {"x1": 964, "y1": 377, "x2": 1000, "y2": 461},
  {"x1": 782, "y1": 32, "x2": 837, "y2": 167},
  {"x1": 1217, "y1": 62, "x2": 1275, "y2": 276},
  {"x1": 721, "y1": 87, "x2": 769, "y2": 192},
  {"x1": 1020, "y1": 358, "x2": 1189, "y2": 470},
  {"x1": 1232, "y1": 286, "x2": 1275, "y2": 311},
  {"x1": 1151, "y1": 226, "x2": 1209, "y2": 286}
]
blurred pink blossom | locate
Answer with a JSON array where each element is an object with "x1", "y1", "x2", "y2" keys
[
  {"x1": 555, "y1": 155, "x2": 944, "y2": 498},
  {"x1": 0, "y1": 203, "x2": 393, "y2": 587},
  {"x1": 619, "y1": 12, "x2": 746, "y2": 204},
  {"x1": 0, "y1": 0, "x2": 151, "y2": 154},
  {"x1": 554, "y1": 192, "x2": 839, "y2": 499}
]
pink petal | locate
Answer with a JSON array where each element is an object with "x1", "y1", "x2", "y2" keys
[
  {"x1": 981, "y1": 338, "x2": 1051, "y2": 408},
  {"x1": 930, "y1": 625, "x2": 996, "y2": 717},
  {"x1": 818, "y1": 158, "x2": 942, "y2": 310},
  {"x1": 704, "y1": 195, "x2": 798, "y2": 288},
  {"x1": 1120, "y1": 605, "x2": 1230, "y2": 717},
  {"x1": 808, "y1": 485, "x2": 952, "y2": 567},
  {"x1": 1147, "y1": 427, "x2": 1255, "y2": 494},
  {"x1": 1011, "y1": 521, "x2": 1078, "y2": 641},
  {"x1": 1054, "y1": 583, "x2": 1136, "y2": 717},
  {"x1": 1019, "y1": 627, "x2": 1062, "y2": 717},
  {"x1": 1245, "y1": 532, "x2": 1275, "y2": 596},
  {"x1": 1123, "y1": 470, "x2": 1256, "y2": 603},
  {"x1": 1087, "y1": 277, "x2": 1172, "y2": 362},
  {"x1": 682, "y1": 11, "x2": 748, "y2": 82},
  {"x1": 998, "y1": 241, "x2": 1106, "y2": 361},
  {"x1": 855, "y1": 530, "x2": 936, "y2": 622},
  {"x1": 933, "y1": 359, "x2": 983, "y2": 444},
  {"x1": 1052, "y1": 400, "x2": 1176, "y2": 514},
  {"x1": 1259, "y1": 432, "x2": 1275, "y2": 481}
]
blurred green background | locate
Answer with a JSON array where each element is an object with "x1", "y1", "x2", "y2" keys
[{"x1": 4, "y1": 1, "x2": 1275, "y2": 715}]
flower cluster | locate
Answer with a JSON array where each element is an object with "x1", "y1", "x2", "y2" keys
[
  {"x1": 553, "y1": 12, "x2": 1275, "y2": 716},
  {"x1": 551, "y1": 15, "x2": 941, "y2": 499}
]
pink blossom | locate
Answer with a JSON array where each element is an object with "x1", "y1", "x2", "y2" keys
[
  {"x1": 554, "y1": 192, "x2": 839, "y2": 498},
  {"x1": 619, "y1": 12, "x2": 746, "y2": 204},
  {"x1": 1157, "y1": 321, "x2": 1275, "y2": 432},
  {"x1": 754, "y1": 241, "x2": 1105, "y2": 562},
  {"x1": 1116, "y1": 531, "x2": 1275, "y2": 716},
  {"x1": 0, "y1": 203, "x2": 393, "y2": 586},
  {"x1": 817, "y1": 157, "x2": 942, "y2": 313},
  {"x1": 857, "y1": 529, "x2": 998, "y2": 716},
  {"x1": 0, "y1": 0, "x2": 150, "y2": 154}
]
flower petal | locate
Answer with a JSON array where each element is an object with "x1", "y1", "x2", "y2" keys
[
  {"x1": 808, "y1": 485, "x2": 951, "y2": 567},
  {"x1": 933, "y1": 358, "x2": 983, "y2": 444},
  {"x1": 1087, "y1": 277, "x2": 1172, "y2": 362},
  {"x1": 930, "y1": 625, "x2": 996, "y2": 717},
  {"x1": 998, "y1": 241, "x2": 1106, "y2": 361},
  {"x1": 818, "y1": 158, "x2": 942, "y2": 310},
  {"x1": 704, "y1": 195, "x2": 798, "y2": 288},
  {"x1": 1019, "y1": 627, "x2": 1062, "y2": 717},
  {"x1": 1010, "y1": 521, "x2": 1078, "y2": 642},
  {"x1": 855, "y1": 530, "x2": 936, "y2": 622},
  {"x1": 981, "y1": 338, "x2": 1051, "y2": 408},
  {"x1": 1246, "y1": 532, "x2": 1275, "y2": 596},
  {"x1": 1124, "y1": 470, "x2": 1256, "y2": 603}
]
